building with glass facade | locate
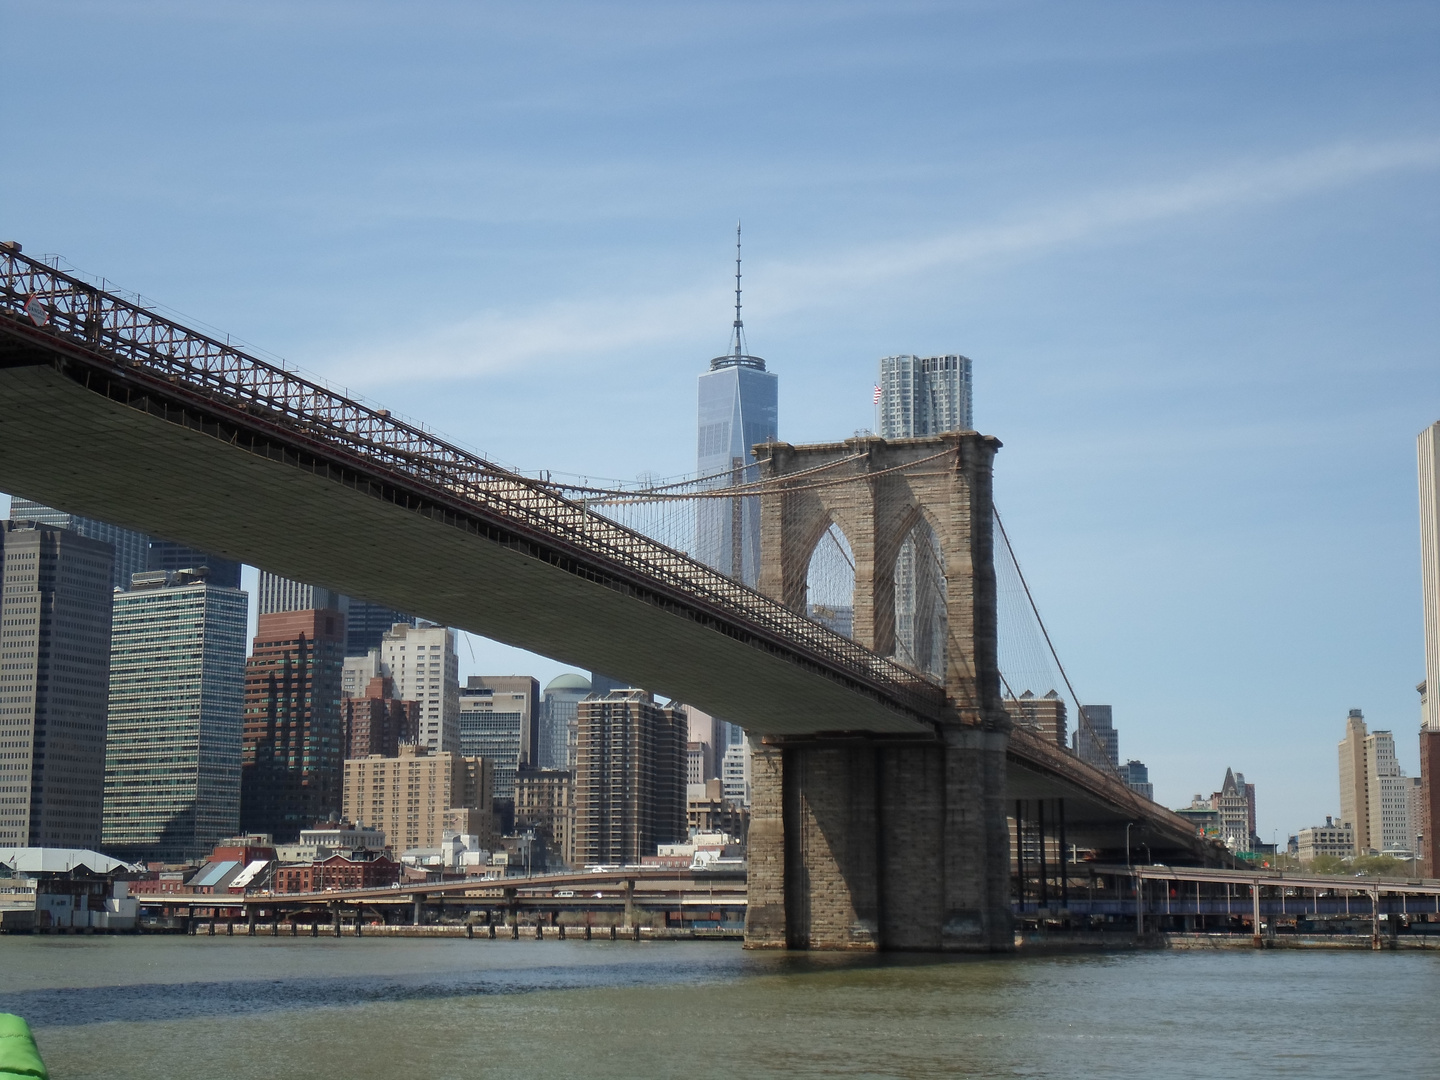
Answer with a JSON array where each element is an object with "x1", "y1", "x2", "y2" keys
[
  {"x1": 8, "y1": 497, "x2": 150, "y2": 590},
  {"x1": 241, "y1": 608, "x2": 347, "y2": 842},
  {"x1": 0, "y1": 522, "x2": 114, "y2": 848},
  {"x1": 256, "y1": 571, "x2": 346, "y2": 616},
  {"x1": 539, "y1": 673, "x2": 591, "y2": 771},
  {"x1": 102, "y1": 569, "x2": 249, "y2": 862},
  {"x1": 694, "y1": 320, "x2": 777, "y2": 586},
  {"x1": 146, "y1": 540, "x2": 241, "y2": 590},
  {"x1": 457, "y1": 676, "x2": 539, "y2": 803}
]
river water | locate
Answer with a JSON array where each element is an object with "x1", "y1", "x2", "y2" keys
[{"x1": 2, "y1": 937, "x2": 1436, "y2": 1078}]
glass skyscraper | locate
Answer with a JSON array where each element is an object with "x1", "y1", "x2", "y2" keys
[
  {"x1": 695, "y1": 230, "x2": 777, "y2": 586},
  {"x1": 9, "y1": 497, "x2": 150, "y2": 590},
  {"x1": 102, "y1": 569, "x2": 249, "y2": 861}
]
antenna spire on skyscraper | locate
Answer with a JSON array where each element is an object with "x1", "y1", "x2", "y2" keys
[
  {"x1": 709, "y1": 221, "x2": 764, "y2": 372},
  {"x1": 732, "y1": 220, "x2": 745, "y2": 361}
]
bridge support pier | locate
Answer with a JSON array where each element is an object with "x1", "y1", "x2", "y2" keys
[{"x1": 745, "y1": 727, "x2": 1012, "y2": 952}]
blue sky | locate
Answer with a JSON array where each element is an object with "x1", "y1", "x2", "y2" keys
[{"x1": 3, "y1": 0, "x2": 1437, "y2": 839}]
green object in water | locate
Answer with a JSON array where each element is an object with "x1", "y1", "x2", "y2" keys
[{"x1": 0, "y1": 1015, "x2": 47, "y2": 1080}]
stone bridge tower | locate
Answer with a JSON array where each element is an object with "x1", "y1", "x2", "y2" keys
[{"x1": 743, "y1": 432, "x2": 1013, "y2": 951}]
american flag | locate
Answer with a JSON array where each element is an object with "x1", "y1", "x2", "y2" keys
[{"x1": 872, "y1": 385, "x2": 882, "y2": 405}]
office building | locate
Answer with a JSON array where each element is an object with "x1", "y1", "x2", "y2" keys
[
  {"x1": 345, "y1": 600, "x2": 415, "y2": 657},
  {"x1": 256, "y1": 571, "x2": 346, "y2": 617},
  {"x1": 0, "y1": 522, "x2": 114, "y2": 848},
  {"x1": 1005, "y1": 689, "x2": 1067, "y2": 748},
  {"x1": 1074, "y1": 705, "x2": 1120, "y2": 770},
  {"x1": 687, "y1": 777, "x2": 748, "y2": 839},
  {"x1": 1339, "y1": 710, "x2": 1416, "y2": 855},
  {"x1": 102, "y1": 569, "x2": 248, "y2": 862},
  {"x1": 342, "y1": 675, "x2": 418, "y2": 759},
  {"x1": 342, "y1": 743, "x2": 494, "y2": 854},
  {"x1": 8, "y1": 497, "x2": 148, "y2": 590},
  {"x1": 7, "y1": 499, "x2": 238, "y2": 592},
  {"x1": 342, "y1": 649, "x2": 382, "y2": 701},
  {"x1": 515, "y1": 765, "x2": 575, "y2": 868},
  {"x1": 1368, "y1": 727, "x2": 1414, "y2": 854},
  {"x1": 574, "y1": 689, "x2": 686, "y2": 865},
  {"x1": 694, "y1": 232, "x2": 778, "y2": 587},
  {"x1": 1118, "y1": 760, "x2": 1153, "y2": 801},
  {"x1": 876, "y1": 354, "x2": 973, "y2": 441},
  {"x1": 1211, "y1": 768, "x2": 1257, "y2": 851},
  {"x1": 1421, "y1": 695, "x2": 1440, "y2": 875},
  {"x1": 539, "y1": 673, "x2": 591, "y2": 771},
  {"x1": 458, "y1": 676, "x2": 540, "y2": 803},
  {"x1": 240, "y1": 609, "x2": 347, "y2": 842},
  {"x1": 1174, "y1": 795, "x2": 1220, "y2": 839},
  {"x1": 379, "y1": 623, "x2": 459, "y2": 753},
  {"x1": 1297, "y1": 817, "x2": 1356, "y2": 864},
  {"x1": 146, "y1": 540, "x2": 241, "y2": 590},
  {"x1": 684, "y1": 704, "x2": 725, "y2": 781},
  {"x1": 722, "y1": 741, "x2": 751, "y2": 808}
]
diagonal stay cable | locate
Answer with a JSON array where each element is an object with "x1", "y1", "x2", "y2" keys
[{"x1": 993, "y1": 506, "x2": 1124, "y2": 781}]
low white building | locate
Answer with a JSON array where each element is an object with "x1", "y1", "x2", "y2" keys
[{"x1": 0, "y1": 848, "x2": 140, "y2": 931}]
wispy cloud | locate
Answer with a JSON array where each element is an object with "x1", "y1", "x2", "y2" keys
[{"x1": 334, "y1": 137, "x2": 1440, "y2": 383}]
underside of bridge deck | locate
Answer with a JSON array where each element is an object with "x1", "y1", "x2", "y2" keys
[{"x1": 0, "y1": 354, "x2": 925, "y2": 737}]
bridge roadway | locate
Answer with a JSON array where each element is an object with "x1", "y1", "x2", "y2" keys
[{"x1": 0, "y1": 247, "x2": 1216, "y2": 869}]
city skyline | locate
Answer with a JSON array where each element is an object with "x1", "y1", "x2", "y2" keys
[{"x1": 3, "y1": 1, "x2": 1438, "y2": 843}]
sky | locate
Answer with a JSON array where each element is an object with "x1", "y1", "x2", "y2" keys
[{"x1": 2, "y1": 0, "x2": 1437, "y2": 841}]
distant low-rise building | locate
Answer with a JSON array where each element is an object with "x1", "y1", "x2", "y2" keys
[
  {"x1": 272, "y1": 853, "x2": 401, "y2": 893},
  {"x1": 1174, "y1": 795, "x2": 1220, "y2": 839},
  {"x1": 1297, "y1": 816, "x2": 1355, "y2": 864},
  {"x1": 0, "y1": 848, "x2": 139, "y2": 932}
]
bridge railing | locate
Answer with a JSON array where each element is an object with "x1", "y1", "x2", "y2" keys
[{"x1": 0, "y1": 248, "x2": 944, "y2": 720}]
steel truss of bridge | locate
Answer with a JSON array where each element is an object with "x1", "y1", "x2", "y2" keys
[{"x1": 0, "y1": 247, "x2": 937, "y2": 735}]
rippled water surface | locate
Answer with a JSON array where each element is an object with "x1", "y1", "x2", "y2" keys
[{"x1": 3, "y1": 937, "x2": 1437, "y2": 1078}]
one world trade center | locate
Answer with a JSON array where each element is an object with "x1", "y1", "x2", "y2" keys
[{"x1": 695, "y1": 225, "x2": 777, "y2": 587}]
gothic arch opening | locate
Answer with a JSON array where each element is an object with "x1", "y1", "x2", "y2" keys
[
  {"x1": 805, "y1": 520, "x2": 855, "y2": 640},
  {"x1": 893, "y1": 513, "x2": 947, "y2": 679}
]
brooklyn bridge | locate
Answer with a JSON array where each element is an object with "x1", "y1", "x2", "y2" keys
[{"x1": 0, "y1": 246, "x2": 1227, "y2": 951}]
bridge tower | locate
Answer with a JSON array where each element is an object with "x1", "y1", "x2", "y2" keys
[{"x1": 744, "y1": 432, "x2": 1013, "y2": 951}]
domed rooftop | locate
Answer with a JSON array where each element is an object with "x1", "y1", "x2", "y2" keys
[{"x1": 544, "y1": 673, "x2": 592, "y2": 694}]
